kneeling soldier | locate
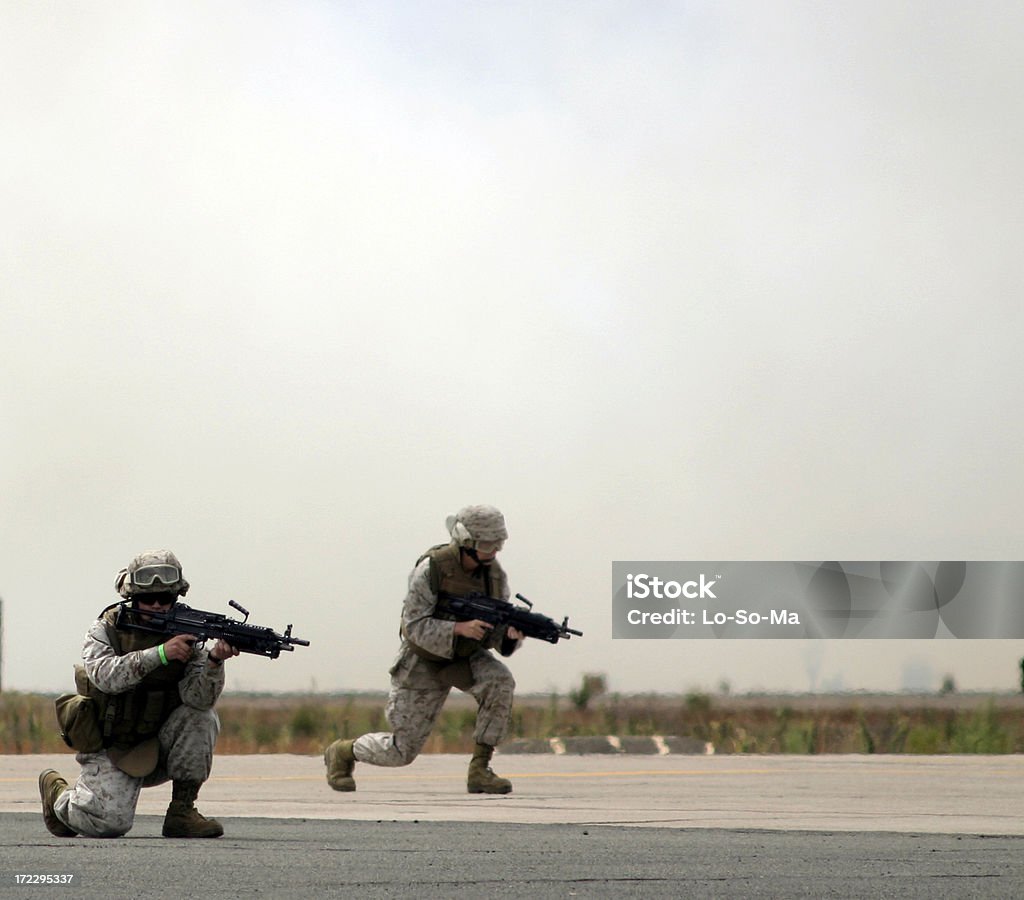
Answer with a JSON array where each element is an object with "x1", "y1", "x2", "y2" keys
[{"x1": 40, "y1": 550, "x2": 239, "y2": 839}]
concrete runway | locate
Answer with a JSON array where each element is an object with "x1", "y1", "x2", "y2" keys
[{"x1": 3, "y1": 752, "x2": 1023, "y2": 897}]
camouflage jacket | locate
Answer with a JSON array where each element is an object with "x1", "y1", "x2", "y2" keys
[
  {"x1": 82, "y1": 610, "x2": 226, "y2": 712},
  {"x1": 399, "y1": 556, "x2": 521, "y2": 661}
]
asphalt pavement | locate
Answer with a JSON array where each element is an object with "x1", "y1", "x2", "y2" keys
[{"x1": 2, "y1": 752, "x2": 1023, "y2": 897}]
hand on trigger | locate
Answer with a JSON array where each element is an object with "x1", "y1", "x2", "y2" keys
[
  {"x1": 162, "y1": 633, "x2": 197, "y2": 663},
  {"x1": 454, "y1": 619, "x2": 493, "y2": 641}
]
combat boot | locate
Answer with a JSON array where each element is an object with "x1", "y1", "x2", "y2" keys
[
  {"x1": 467, "y1": 743, "x2": 512, "y2": 794},
  {"x1": 38, "y1": 769, "x2": 76, "y2": 837},
  {"x1": 162, "y1": 781, "x2": 224, "y2": 838},
  {"x1": 324, "y1": 738, "x2": 356, "y2": 791}
]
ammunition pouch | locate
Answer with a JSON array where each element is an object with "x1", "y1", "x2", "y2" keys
[{"x1": 54, "y1": 692, "x2": 104, "y2": 753}]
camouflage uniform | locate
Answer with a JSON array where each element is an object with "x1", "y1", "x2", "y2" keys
[
  {"x1": 52, "y1": 614, "x2": 225, "y2": 837},
  {"x1": 353, "y1": 556, "x2": 519, "y2": 766}
]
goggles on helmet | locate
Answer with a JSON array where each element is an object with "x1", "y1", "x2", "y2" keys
[
  {"x1": 473, "y1": 540, "x2": 504, "y2": 554},
  {"x1": 131, "y1": 564, "x2": 181, "y2": 588}
]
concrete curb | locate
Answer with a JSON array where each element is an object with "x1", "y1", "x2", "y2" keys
[{"x1": 500, "y1": 735, "x2": 713, "y2": 755}]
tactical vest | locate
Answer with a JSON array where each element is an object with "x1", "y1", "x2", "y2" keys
[
  {"x1": 405, "y1": 543, "x2": 508, "y2": 661},
  {"x1": 78, "y1": 604, "x2": 187, "y2": 750}
]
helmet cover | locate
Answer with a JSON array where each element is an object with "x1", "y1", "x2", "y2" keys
[
  {"x1": 115, "y1": 549, "x2": 190, "y2": 598},
  {"x1": 445, "y1": 505, "x2": 509, "y2": 547}
]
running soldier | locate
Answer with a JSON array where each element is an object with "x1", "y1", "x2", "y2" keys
[{"x1": 325, "y1": 505, "x2": 523, "y2": 794}]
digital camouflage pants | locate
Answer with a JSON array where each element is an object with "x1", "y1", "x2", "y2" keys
[
  {"x1": 354, "y1": 650, "x2": 515, "y2": 766},
  {"x1": 54, "y1": 705, "x2": 220, "y2": 837}
]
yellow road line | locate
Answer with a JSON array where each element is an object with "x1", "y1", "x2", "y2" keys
[{"x1": 207, "y1": 768, "x2": 789, "y2": 783}]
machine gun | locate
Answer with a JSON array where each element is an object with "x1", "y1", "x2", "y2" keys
[
  {"x1": 437, "y1": 591, "x2": 582, "y2": 645},
  {"x1": 117, "y1": 600, "x2": 310, "y2": 659}
]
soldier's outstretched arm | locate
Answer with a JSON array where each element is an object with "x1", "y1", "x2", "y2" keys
[{"x1": 178, "y1": 639, "x2": 237, "y2": 710}]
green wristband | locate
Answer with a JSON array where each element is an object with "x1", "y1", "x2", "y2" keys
[{"x1": 158, "y1": 643, "x2": 169, "y2": 666}]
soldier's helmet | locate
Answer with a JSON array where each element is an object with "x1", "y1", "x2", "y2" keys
[
  {"x1": 446, "y1": 505, "x2": 509, "y2": 550},
  {"x1": 115, "y1": 549, "x2": 190, "y2": 599}
]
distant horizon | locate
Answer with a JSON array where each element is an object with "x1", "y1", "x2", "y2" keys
[{"x1": 6, "y1": 687, "x2": 1019, "y2": 701}]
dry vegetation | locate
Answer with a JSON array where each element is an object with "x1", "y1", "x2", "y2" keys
[{"x1": 3, "y1": 689, "x2": 1023, "y2": 755}]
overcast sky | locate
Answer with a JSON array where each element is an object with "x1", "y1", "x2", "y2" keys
[{"x1": 2, "y1": 1, "x2": 1023, "y2": 697}]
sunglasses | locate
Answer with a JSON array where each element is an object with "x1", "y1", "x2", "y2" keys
[{"x1": 135, "y1": 593, "x2": 176, "y2": 606}]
